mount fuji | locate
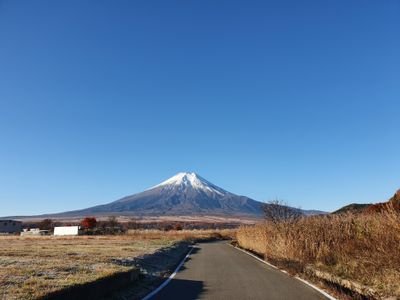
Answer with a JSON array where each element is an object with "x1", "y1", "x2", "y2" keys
[{"x1": 57, "y1": 172, "x2": 264, "y2": 217}]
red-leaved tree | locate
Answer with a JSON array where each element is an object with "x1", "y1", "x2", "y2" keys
[{"x1": 80, "y1": 217, "x2": 97, "y2": 229}]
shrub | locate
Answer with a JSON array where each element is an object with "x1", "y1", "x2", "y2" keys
[{"x1": 38, "y1": 219, "x2": 54, "y2": 230}]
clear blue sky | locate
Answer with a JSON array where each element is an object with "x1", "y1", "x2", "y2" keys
[{"x1": 0, "y1": 1, "x2": 399, "y2": 216}]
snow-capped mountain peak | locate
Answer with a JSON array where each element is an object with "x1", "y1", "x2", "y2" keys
[
  {"x1": 152, "y1": 172, "x2": 228, "y2": 196},
  {"x1": 47, "y1": 172, "x2": 323, "y2": 218},
  {"x1": 52, "y1": 171, "x2": 264, "y2": 217}
]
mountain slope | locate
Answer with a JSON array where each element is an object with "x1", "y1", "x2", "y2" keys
[
  {"x1": 58, "y1": 172, "x2": 264, "y2": 217},
  {"x1": 333, "y1": 189, "x2": 400, "y2": 214},
  {"x1": 333, "y1": 203, "x2": 372, "y2": 214}
]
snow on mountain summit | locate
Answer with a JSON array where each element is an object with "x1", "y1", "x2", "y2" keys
[{"x1": 152, "y1": 172, "x2": 228, "y2": 196}]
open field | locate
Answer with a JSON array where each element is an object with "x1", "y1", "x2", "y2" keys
[
  {"x1": 10, "y1": 214, "x2": 259, "y2": 224},
  {"x1": 0, "y1": 229, "x2": 233, "y2": 300},
  {"x1": 237, "y1": 208, "x2": 400, "y2": 298}
]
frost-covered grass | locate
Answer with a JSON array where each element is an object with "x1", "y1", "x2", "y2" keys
[{"x1": 0, "y1": 230, "x2": 233, "y2": 300}]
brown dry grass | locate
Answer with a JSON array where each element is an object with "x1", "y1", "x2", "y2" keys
[
  {"x1": 236, "y1": 208, "x2": 400, "y2": 298},
  {"x1": 0, "y1": 229, "x2": 233, "y2": 300}
]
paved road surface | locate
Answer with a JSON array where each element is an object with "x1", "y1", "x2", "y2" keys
[{"x1": 151, "y1": 241, "x2": 329, "y2": 300}]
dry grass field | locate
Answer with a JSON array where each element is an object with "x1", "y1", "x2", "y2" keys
[
  {"x1": 0, "y1": 229, "x2": 233, "y2": 300},
  {"x1": 236, "y1": 207, "x2": 400, "y2": 298}
]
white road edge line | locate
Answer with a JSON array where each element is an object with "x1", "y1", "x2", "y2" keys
[
  {"x1": 233, "y1": 244, "x2": 278, "y2": 269},
  {"x1": 231, "y1": 244, "x2": 337, "y2": 300},
  {"x1": 295, "y1": 277, "x2": 337, "y2": 300},
  {"x1": 142, "y1": 245, "x2": 195, "y2": 300}
]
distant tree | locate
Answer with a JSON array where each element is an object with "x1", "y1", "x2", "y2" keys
[
  {"x1": 173, "y1": 223, "x2": 183, "y2": 231},
  {"x1": 98, "y1": 216, "x2": 124, "y2": 234},
  {"x1": 106, "y1": 216, "x2": 119, "y2": 227},
  {"x1": 38, "y1": 219, "x2": 53, "y2": 230},
  {"x1": 80, "y1": 217, "x2": 97, "y2": 229},
  {"x1": 163, "y1": 223, "x2": 174, "y2": 231},
  {"x1": 263, "y1": 199, "x2": 302, "y2": 225},
  {"x1": 125, "y1": 218, "x2": 139, "y2": 230}
]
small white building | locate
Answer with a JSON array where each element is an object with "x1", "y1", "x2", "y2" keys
[
  {"x1": 53, "y1": 226, "x2": 80, "y2": 236},
  {"x1": 20, "y1": 228, "x2": 50, "y2": 236},
  {"x1": 0, "y1": 220, "x2": 22, "y2": 234}
]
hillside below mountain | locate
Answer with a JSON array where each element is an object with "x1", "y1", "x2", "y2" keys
[
  {"x1": 333, "y1": 189, "x2": 400, "y2": 214},
  {"x1": 333, "y1": 203, "x2": 372, "y2": 214}
]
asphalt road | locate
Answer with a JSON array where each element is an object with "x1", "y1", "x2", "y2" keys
[{"x1": 150, "y1": 241, "x2": 329, "y2": 300}]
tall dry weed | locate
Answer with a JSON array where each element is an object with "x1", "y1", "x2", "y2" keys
[{"x1": 237, "y1": 208, "x2": 400, "y2": 297}]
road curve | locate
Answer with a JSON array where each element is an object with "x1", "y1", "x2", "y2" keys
[{"x1": 150, "y1": 241, "x2": 329, "y2": 300}]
